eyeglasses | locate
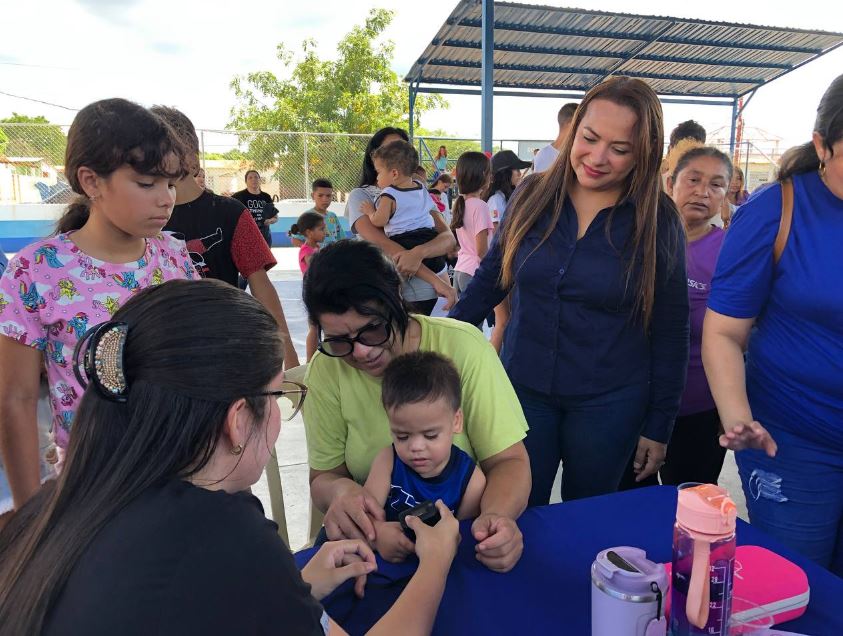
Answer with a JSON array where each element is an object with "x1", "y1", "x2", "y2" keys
[
  {"x1": 250, "y1": 380, "x2": 308, "y2": 421},
  {"x1": 318, "y1": 321, "x2": 392, "y2": 358}
]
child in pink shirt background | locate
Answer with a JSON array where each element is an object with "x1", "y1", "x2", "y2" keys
[
  {"x1": 451, "y1": 152, "x2": 493, "y2": 298},
  {"x1": 289, "y1": 211, "x2": 326, "y2": 274}
]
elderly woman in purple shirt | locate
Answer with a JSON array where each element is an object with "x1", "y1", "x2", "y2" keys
[{"x1": 661, "y1": 146, "x2": 733, "y2": 485}]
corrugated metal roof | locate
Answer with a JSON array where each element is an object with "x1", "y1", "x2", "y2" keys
[{"x1": 405, "y1": 1, "x2": 843, "y2": 97}]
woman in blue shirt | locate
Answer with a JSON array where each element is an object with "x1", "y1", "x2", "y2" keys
[
  {"x1": 450, "y1": 77, "x2": 689, "y2": 505},
  {"x1": 703, "y1": 74, "x2": 843, "y2": 576}
]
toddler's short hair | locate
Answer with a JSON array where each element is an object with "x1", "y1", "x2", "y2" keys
[
  {"x1": 381, "y1": 351, "x2": 461, "y2": 412},
  {"x1": 371, "y1": 140, "x2": 419, "y2": 177}
]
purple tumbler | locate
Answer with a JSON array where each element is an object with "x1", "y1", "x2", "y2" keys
[{"x1": 591, "y1": 546, "x2": 668, "y2": 636}]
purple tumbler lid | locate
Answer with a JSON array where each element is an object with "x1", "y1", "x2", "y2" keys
[{"x1": 591, "y1": 547, "x2": 667, "y2": 599}]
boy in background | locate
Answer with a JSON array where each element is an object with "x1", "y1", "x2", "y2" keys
[{"x1": 291, "y1": 178, "x2": 344, "y2": 247}]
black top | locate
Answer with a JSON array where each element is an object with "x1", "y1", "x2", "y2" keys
[
  {"x1": 44, "y1": 480, "x2": 325, "y2": 636},
  {"x1": 449, "y1": 192, "x2": 689, "y2": 443},
  {"x1": 165, "y1": 191, "x2": 276, "y2": 286},
  {"x1": 232, "y1": 189, "x2": 277, "y2": 227}
]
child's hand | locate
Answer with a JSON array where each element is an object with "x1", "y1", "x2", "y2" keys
[
  {"x1": 373, "y1": 520, "x2": 415, "y2": 563},
  {"x1": 360, "y1": 200, "x2": 376, "y2": 216}
]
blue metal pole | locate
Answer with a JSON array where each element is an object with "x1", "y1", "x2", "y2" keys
[
  {"x1": 481, "y1": 0, "x2": 494, "y2": 153},
  {"x1": 729, "y1": 98, "x2": 738, "y2": 156},
  {"x1": 408, "y1": 84, "x2": 416, "y2": 140}
]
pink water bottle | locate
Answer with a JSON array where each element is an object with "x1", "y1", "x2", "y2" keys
[{"x1": 669, "y1": 483, "x2": 737, "y2": 636}]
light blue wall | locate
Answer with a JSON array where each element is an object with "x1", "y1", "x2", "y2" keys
[{"x1": 0, "y1": 217, "x2": 351, "y2": 252}]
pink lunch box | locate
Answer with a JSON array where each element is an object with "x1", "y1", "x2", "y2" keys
[{"x1": 664, "y1": 545, "x2": 810, "y2": 626}]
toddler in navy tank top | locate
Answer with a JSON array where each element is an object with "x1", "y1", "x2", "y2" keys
[{"x1": 365, "y1": 352, "x2": 486, "y2": 563}]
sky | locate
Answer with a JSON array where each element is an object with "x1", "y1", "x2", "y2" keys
[{"x1": 2, "y1": 0, "x2": 843, "y2": 151}]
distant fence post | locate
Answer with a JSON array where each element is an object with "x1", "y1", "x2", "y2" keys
[
  {"x1": 200, "y1": 130, "x2": 206, "y2": 173},
  {"x1": 303, "y1": 132, "x2": 310, "y2": 199}
]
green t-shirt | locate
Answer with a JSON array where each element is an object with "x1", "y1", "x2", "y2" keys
[{"x1": 303, "y1": 315, "x2": 528, "y2": 483}]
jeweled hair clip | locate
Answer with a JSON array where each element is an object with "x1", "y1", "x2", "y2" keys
[{"x1": 73, "y1": 321, "x2": 130, "y2": 403}]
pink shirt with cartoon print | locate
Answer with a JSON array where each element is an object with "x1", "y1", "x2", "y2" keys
[{"x1": 0, "y1": 232, "x2": 198, "y2": 450}]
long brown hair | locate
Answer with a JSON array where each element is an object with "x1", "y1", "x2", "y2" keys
[
  {"x1": 498, "y1": 76, "x2": 670, "y2": 327},
  {"x1": 0, "y1": 279, "x2": 284, "y2": 634},
  {"x1": 451, "y1": 151, "x2": 491, "y2": 231}
]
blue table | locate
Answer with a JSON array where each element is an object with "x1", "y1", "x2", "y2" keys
[{"x1": 296, "y1": 486, "x2": 843, "y2": 635}]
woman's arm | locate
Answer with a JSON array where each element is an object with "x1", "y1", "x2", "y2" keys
[
  {"x1": 633, "y1": 213, "x2": 689, "y2": 481},
  {"x1": 0, "y1": 337, "x2": 45, "y2": 508},
  {"x1": 490, "y1": 297, "x2": 510, "y2": 354},
  {"x1": 391, "y1": 212, "x2": 457, "y2": 276},
  {"x1": 472, "y1": 442, "x2": 529, "y2": 573},
  {"x1": 702, "y1": 309, "x2": 777, "y2": 455},
  {"x1": 310, "y1": 465, "x2": 386, "y2": 543},
  {"x1": 448, "y1": 234, "x2": 508, "y2": 325},
  {"x1": 323, "y1": 503, "x2": 460, "y2": 636},
  {"x1": 355, "y1": 214, "x2": 455, "y2": 307}
]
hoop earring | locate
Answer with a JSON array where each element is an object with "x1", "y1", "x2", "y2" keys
[
  {"x1": 231, "y1": 444, "x2": 243, "y2": 455},
  {"x1": 819, "y1": 160, "x2": 827, "y2": 179}
]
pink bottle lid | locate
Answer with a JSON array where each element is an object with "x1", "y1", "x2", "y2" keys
[{"x1": 676, "y1": 483, "x2": 737, "y2": 541}]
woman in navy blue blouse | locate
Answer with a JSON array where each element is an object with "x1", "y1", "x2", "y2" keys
[
  {"x1": 450, "y1": 77, "x2": 689, "y2": 505},
  {"x1": 703, "y1": 74, "x2": 843, "y2": 575}
]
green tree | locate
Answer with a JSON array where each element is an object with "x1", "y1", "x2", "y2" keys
[
  {"x1": 228, "y1": 8, "x2": 446, "y2": 196},
  {"x1": 0, "y1": 114, "x2": 66, "y2": 165}
]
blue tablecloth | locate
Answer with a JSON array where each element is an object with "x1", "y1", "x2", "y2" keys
[{"x1": 295, "y1": 486, "x2": 843, "y2": 635}]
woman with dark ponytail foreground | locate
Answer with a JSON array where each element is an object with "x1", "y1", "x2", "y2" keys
[
  {"x1": 703, "y1": 74, "x2": 843, "y2": 575},
  {"x1": 0, "y1": 279, "x2": 459, "y2": 635}
]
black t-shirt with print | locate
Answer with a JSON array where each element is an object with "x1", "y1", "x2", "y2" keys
[
  {"x1": 232, "y1": 189, "x2": 277, "y2": 227},
  {"x1": 232, "y1": 190, "x2": 277, "y2": 246},
  {"x1": 165, "y1": 191, "x2": 248, "y2": 286},
  {"x1": 44, "y1": 479, "x2": 326, "y2": 636}
]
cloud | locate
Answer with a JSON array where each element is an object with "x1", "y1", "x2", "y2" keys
[
  {"x1": 74, "y1": 0, "x2": 141, "y2": 27},
  {"x1": 150, "y1": 41, "x2": 187, "y2": 56}
]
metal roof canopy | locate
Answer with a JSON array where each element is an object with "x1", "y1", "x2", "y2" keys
[{"x1": 406, "y1": 1, "x2": 843, "y2": 152}]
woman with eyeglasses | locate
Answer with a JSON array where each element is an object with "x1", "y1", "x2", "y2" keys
[
  {"x1": 0, "y1": 279, "x2": 461, "y2": 635},
  {"x1": 302, "y1": 240, "x2": 530, "y2": 574}
]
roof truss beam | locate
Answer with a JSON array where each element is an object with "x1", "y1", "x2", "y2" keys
[
  {"x1": 421, "y1": 57, "x2": 763, "y2": 85},
  {"x1": 427, "y1": 38, "x2": 795, "y2": 70},
  {"x1": 447, "y1": 17, "x2": 823, "y2": 54},
  {"x1": 413, "y1": 75, "x2": 743, "y2": 98}
]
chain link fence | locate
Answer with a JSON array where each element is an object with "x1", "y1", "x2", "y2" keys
[
  {"x1": 0, "y1": 123, "x2": 491, "y2": 206},
  {"x1": 0, "y1": 122, "x2": 786, "y2": 206}
]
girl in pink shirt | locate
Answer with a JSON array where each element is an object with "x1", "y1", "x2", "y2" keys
[
  {"x1": 451, "y1": 152, "x2": 493, "y2": 298},
  {"x1": 289, "y1": 211, "x2": 326, "y2": 274},
  {"x1": 0, "y1": 98, "x2": 198, "y2": 509}
]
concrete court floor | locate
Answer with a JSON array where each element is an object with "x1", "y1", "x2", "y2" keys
[{"x1": 254, "y1": 249, "x2": 747, "y2": 551}]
